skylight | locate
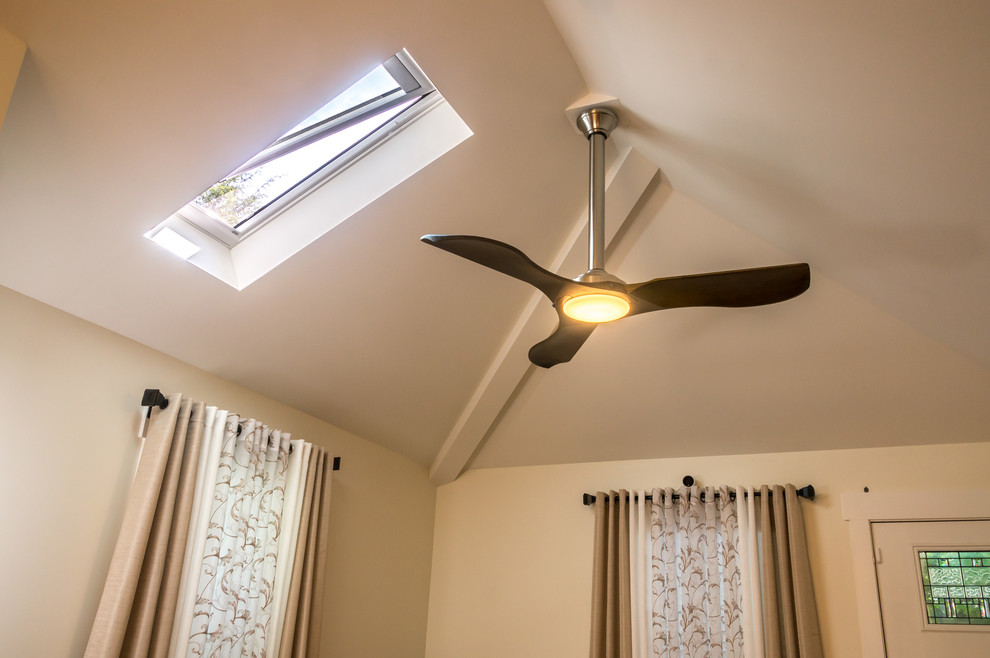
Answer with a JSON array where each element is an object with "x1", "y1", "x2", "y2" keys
[
  {"x1": 191, "y1": 100, "x2": 411, "y2": 229},
  {"x1": 176, "y1": 52, "x2": 438, "y2": 245},
  {"x1": 146, "y1": 50, "x2": 472, "y2": 289}
]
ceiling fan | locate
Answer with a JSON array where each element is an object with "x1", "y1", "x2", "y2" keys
[{"x1": 421, "y1": 107, "x2": 810, "y2": 369}]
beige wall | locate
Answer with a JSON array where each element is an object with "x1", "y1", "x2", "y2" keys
[
  {"x1": 0, "y1": 22, "x2": 24, "y2": 134},
  {"x1": 425, "y1": 441, "x2": 990, "y2": 658},
  {"x1": 0, "y1": 285, "x2": 437, "y2": 658}
]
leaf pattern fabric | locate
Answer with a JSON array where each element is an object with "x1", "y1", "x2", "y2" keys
[
  {"x1": 591, "y1": 484, "x2": 821, "y2": 658},
  {"x1": 187, "y1": 415, "x2": 291, "y2": 658},
  {"x1": 86, "y1": 394, "x2": 333, "y2": 658},
  {"x1": 650, "y1": 486, "x2": 742, "y2": 658}
]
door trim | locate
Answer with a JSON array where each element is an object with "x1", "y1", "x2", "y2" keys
[{"x1": 842, "y1": 491, "x2": 990, "y2": 658}]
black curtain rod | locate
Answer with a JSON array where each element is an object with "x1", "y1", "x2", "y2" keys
[
  {"x1": 582, "y1": 484, "x2": 815, "y2": 506},
  {"x1": 142, "y1": 388, "x2": 340, "y2": 471}
]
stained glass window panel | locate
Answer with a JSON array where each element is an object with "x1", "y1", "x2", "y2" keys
[{"x1": 918, "y1": 550, "x2": 990, "y2": 625}]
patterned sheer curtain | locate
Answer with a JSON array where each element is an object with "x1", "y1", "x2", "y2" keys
[
  {"x1": 589, "y1": 485, "x2": 822, "y2": 658},
  {"x1": 647, "y1": 486, "x2": 742, "y2": 658},
  {"x1": 84, "y1": 393, "x2": 333, "y2": 658}
]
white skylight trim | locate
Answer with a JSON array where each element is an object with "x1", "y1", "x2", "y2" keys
[{"x1": 146, "y1": 50, "x2": 471, "y2": 289}]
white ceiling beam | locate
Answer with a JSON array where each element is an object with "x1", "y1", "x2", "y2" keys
[{"x1": 429, "y1": 146, "x2": 659, "y2": 485}]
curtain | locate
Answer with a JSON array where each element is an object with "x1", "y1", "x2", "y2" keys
[
  {"x1": 85, "y1": 394, "x2": 333, "y2": 658},
  {"x1": 737, "y1": 487, "x2": 763, "y2": 658},
  {"x1": 185, "y1": 415, "x2": 291, "y2": 656},
  {"x1": 650, "y1": 486, "x2": 742, "y2": 658},
  {"x1": 589, "y1": 485, "x2": 821, "y2": 658},
  {"x1": 86, "y1": 395, "x2": 204, "y2": 657},
  {"x1": 266, "y1": 439, "x2": 310, "y2": 656},
  {"x1": 629, "y1": 491, "x2": 652, "y2": 658},
  {"x1": 277, "y1": 443, "x2": 333, "y2": 658},
  {"x1": 736, "y1": 485, "x2": 823, "y2": 658},
  {"x1": 170, "y1": 407, "x2": 229, "y2": 656},
  {"x1": 589, "y1": 490, "x2": 631, "y2": 658}
]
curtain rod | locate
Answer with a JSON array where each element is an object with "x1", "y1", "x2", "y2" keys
[
  {"x1": 582, "y1": 483, "x2": 815, "y2": 506},
  {"x1": 142, "y1": 388, "x2": 341, "y2": 471}
]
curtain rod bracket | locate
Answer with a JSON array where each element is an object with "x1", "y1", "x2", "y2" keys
[{"x1": 141, "y1": 389, "x2": 168, "y2": 418}]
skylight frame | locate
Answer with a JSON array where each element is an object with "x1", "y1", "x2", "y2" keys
[
  {"x1": 176, "y1": 50, "x2": 437, "y2": 247},
  {"x1": 145, "y1": 49, "x2": 473, "y2": 290}
]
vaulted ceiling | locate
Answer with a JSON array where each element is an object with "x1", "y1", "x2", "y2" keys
[{"x1": 2, "y1": 0, "x2": 988, "y2": 484}]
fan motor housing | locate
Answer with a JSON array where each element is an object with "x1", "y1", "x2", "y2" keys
[{"x1": 577, "y1": 108, "x2": 617, "y2": 139}]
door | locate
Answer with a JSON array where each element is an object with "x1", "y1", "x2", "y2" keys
[{"x1": 872, "y1": 520, "x2": 990, "y2": 657}]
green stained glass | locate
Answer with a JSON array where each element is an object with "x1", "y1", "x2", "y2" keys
[
  {"x1": 964, "y1": 567, "x2": 990, "y2": 586},
  {"x1": 936, "y1": 617, "x2": 971, "y2": 625},
  {"x1": 929, "y1": 567, "x2": 963, "y2": 585},
  {"x1": 918, "y1": 549, "x2": 990, "y2": 625}
]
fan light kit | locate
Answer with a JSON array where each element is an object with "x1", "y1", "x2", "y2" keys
[
  {"x1": 561, "y1": 293, "x2": 630, "y2": 323},
  {"x1": 422, "y1": 107, "x2": 811, "y2": 368}
]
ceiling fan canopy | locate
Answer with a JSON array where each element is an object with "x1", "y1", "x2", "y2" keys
[{"x1": 422, "y1": 107, "x2": 811, "y2": 368}]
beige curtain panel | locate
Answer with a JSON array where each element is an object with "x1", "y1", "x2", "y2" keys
[
  {"x1": 589, "y1": 489, "x2": 631, "y2": 658},
  {"x1": 589, "y1": 484, "x2": 822, "y2": 658},
  {"x1": 278, "y1": 446, "x2": 333, "y2": 658},
  {"x1": 739, "y1": 484, "x2": 824, "y2": 658},
  {"x1": 85, "y1": 396, "x2": 201, "y2": 657},
  {"x1": 85, "y1": 393, "x2": 333, "y2": 658}
]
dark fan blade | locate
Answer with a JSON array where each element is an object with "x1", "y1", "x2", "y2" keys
[
  {"x1": 628, "y1": 263, "x2": 810, "y2": 310},
  {"x1": 528, "y1": 315, "x2": 597, "y2": 369},
  {"x1": 421, "y1": 235, "x2": 571, "y2": 300}
]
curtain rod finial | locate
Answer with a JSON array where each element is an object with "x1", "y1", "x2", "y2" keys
[
  {"x1": 141, "y1": 389, "x2": 168, "y2": 411},
  {"x1": 141, "y1": 389, "x2": 168, "y2": 420}
]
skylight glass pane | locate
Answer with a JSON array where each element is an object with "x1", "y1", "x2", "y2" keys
[
  {"x1": 282, "y1": 65, "x2": 401, "y2": 138},
  {"x1": 193, "y1": 100, "x2": 413, "y2": 228}
]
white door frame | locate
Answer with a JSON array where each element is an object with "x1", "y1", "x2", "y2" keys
[{"x1": 842, "y1": 490, "x2": 990, "y2": 658}]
